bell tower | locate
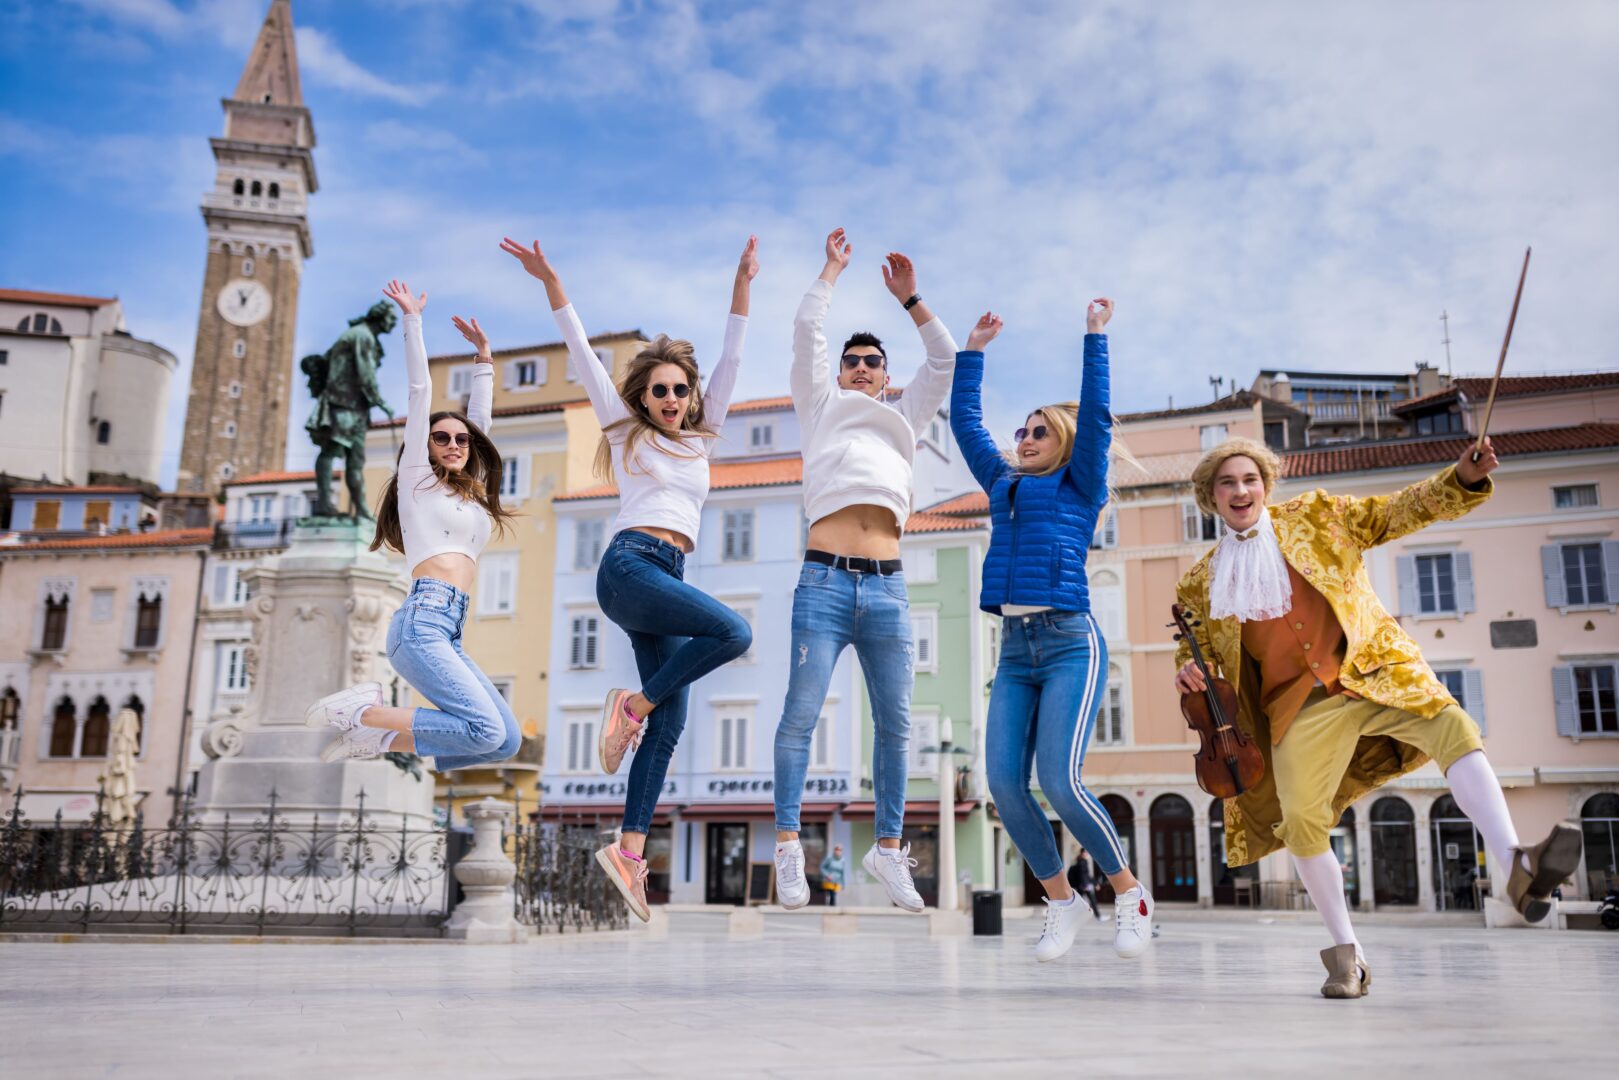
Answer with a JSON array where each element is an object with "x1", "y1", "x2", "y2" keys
[{"x1": 177, "y1": 0, "x2": 316, "y2": 494}]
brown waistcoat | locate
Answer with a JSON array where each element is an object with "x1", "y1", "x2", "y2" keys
[{"x1": 1239, "y1": 562, "x2": 1353, "y2": 744}]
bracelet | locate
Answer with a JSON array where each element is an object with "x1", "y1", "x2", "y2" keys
[{"x1": 903, "y1": 293, "x2": 922, "y2": 311}]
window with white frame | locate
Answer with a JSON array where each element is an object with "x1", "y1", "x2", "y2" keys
[
  {"x1": 910, "y1": 611, "x2": 938, "y2": 672},
  {"x1": 449, "y1": 364, "x2": 476, "y2": 398},
  {"x1": 574, "y1": 519, "x2": 606, "y2": 570},
  {"x1": 513, "y1": 358, "x2": 541, "y2": 387},
  {"x1": 1094, "y1": 673, "x2": 1126, "y2": 746},
  {"x1": 749, "y1": 423, "x2": 774, "y2": 451},
  {"x1": 1396, "y1": 551, "x2": 1476, "y2": 616},
  {"x1": 1090, "y1": 507, "x2": 1119, "y2": 550},
  {"x1": 728, "y1": 604, "x2": 756, "y2": 664},
  {"x1": 498, "y1": 455, "x2": 528, "y2": 501},
  {"x1": 811, "y1": 708, "x2": 833, "y2": 770},
  {"x1": 132, "y1": 590, "x2": 163, "y2": 649},
  {"x1": 212, "y1": 564, "x2": 254, "y2": 607},
  {"x1": 1552, "y1": 483, "x2": 1598, "y2": 510},
  {"x1": 561, "y1": 711, "x2": 597, "y2": 773},
  {"x1": 716, "y1": 707, "x2": 752, "y2": 771},
  {"x1": 489, "y1": 679, "x2": 514, "y2": 703},
  {"x1": 1199, "y1": 423, "x2": 1229, "y2": 450},
  {"x1": 1554, "y1": 663, "x2": 1619, "y2": 738},
  {"x1": 1090, "y1": 570, "x2": 1124, "y2": 640},
  {"x1": 722, "y1": 509, "x2": 755, "y2": 562},
  {"x1": 909, "y1": 709, "x2": 940, "y2": 777},
  {"x1": 569, "y1": 613, "x2": 601, "y2": 669},
  {"x1": 1182, "y1": 502, "x2": 1224, "y2": 543},
  {"x1": 477, "y1": 552, "x2": 519, "y2": 616},
  {"x1": 1543, "y1": 542, "x2": 1614, "y2": 609},
  {"x1": 217, "y1": 643, "x2": 251, "y2": 696},
  {"x1": 245, "y1": 493, "x2": 275, "y2": 523},
  {"x1": 38, "y1": 580, "x2": 73, "y2": 651}
]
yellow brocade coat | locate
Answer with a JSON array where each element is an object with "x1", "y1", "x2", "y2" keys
[{"x1": 1175, "y1": 466, "x2": 1492, "y2": 867}]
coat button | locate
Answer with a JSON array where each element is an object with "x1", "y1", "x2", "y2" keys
[
  {"x1": 1311, "y1": 661, "x2": 1321, "y2": 670},
  {"x1": 1294, "y1": 622, "x2": 1304, "y2": 630},
  {"x1": 1304, "y1": 642, "x2": 1313, "y2": 650}
]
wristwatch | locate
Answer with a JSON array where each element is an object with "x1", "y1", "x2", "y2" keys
[{"x1": 902, "y1": 293, "x2": 922, "y2": 310}]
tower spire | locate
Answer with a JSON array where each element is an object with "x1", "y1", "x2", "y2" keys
[{"x1": 233, "y1": 0, "x2": 302, "y2": 107}]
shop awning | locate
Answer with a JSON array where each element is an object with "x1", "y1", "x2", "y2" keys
[
  {"x1": 841, "y1": 799, "x2": 979, "y2": 821},
  {"x1": 534, "y1": 804, "x2": 672, "y2": 826},
  {"x1": 675, "y1": 802, "x2": 843, "y2": 821}
]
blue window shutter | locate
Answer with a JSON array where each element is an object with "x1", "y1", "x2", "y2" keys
[
  {"x1": 1602, "y1": 541, "x2": 1619, "y2": 605},
  {"x1": 1463, "y1": 668, "x2": 1486, "y2": 736},
  {"x1": 1552, "y1": 666, "x2": 1578, "y2": 738},
  {"x1": 1542, "y1": 544, "x2": 1567, "y2": 609},
  {"x1": 1454, "y1": 551, "x2": 1476, "y2": 614},
  {"x1": 1396, "y1": 555, "x2": 1417, "y2": 616}
]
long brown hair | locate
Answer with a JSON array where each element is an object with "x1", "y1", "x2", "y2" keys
[
  {"x1": 370, "y1": 411, "x2": 516, "y2": 553},
  {"x1": 593, "y1": 335, "x2": 716, "y2": 479}
]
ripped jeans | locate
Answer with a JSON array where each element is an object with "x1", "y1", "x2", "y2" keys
[{"x1": 773, "y1": 562, "x2": 913, "y2": 839}]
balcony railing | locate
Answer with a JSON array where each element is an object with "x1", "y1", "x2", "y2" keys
[
  {"x1": 1304, "y1": 400, "x2": 1395, "y2": 422},
  {"x1": 214, "y1": 518, "x2": 297, "y2": 549}
]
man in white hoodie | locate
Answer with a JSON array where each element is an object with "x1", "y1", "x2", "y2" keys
[{"x1": 772, "y1": 228, "x2": 959, "y2": 912}]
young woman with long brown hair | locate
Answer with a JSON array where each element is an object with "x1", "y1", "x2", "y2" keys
[
  {"x1": 303, "y1": 279, "x2": 522, "y2": 771},
  {"x1": 500, "y1": 234, "x2": 758, "y2": 922}
]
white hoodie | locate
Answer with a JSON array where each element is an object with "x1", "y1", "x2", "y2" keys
[{"x1": 790, "y1": 279, "x2": 959, "y2": 532}]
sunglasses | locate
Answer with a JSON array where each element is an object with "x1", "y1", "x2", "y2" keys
[
  {"x1": 430, "y1": 431, "x2": 471, "y2": 448},
  {"x1": 1014, "y1": 425, "x2": 1050, "y2": 442},
  {"x1": 650, "y1": 383, "x2": 691, "y2": 399},
  {"x1": 841, "y1": 354, "x2": 885, "y2": 371}
]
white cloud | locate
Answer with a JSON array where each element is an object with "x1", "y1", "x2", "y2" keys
[
  {"x1": 360, "y1": 119, "x2": 486, "y2": 166},
  {"x1": 294, "y1": 27, "x2": 435, "y2": 107}
]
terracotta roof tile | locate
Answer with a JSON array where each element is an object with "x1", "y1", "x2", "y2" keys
[
  {"x1": 727, "y1": 395, "x2": 794, "y2": 415},
  {"x1": 905, "y1": 510, "x2": 986, "y2": 534},
  {"x1": 558, "y1": 457, "x2": 805, "y2": 501},
  {"x1": 10, "y1": 485, "x2": 148, "y2": 496},
  {"x1": 1119, "y1": 390, "x2": 1266, "y2": 423},
  {"x1": 920, "y1": 491, "x2": 989, "y2": 516},
  {"x1": 425, "y1": 330, "x2": 644, "y2": 364},
  {"x1": 2, "y1": 527, "x2": 214, "y2": 553},
  {"x1": 1391, "y1": 371, "x2": 1619, "y2": 414},
  {"x1": 0, "y1": 288, "x2": 117, "y2": 308},
  {"x1": 370, "y1": 400, "x2": 570, "y2": 429},
  {"x1": 1282, "y1": 423, "x2": 1619, "y2": 478},
  {"x1": 225, "y1": 470, "x2": 320, "y2": 486}
]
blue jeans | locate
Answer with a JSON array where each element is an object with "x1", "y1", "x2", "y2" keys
[
  {"x1": 774, "y1": 562, "x2": 913, "y2": 839},
  {"x1": 985, "y1": 610, "x2": 1127, "y2": 879},
  {"x1": 385, "y1": 578, "x2": 521, "y2": 771},
  {"x1": 597, "y1": 531, "x2": 752, "y2": 834}
]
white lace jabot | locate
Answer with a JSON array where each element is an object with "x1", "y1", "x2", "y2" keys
[{"x1": 1208, "y1": 508, "x2": 1293, "y2": 624}]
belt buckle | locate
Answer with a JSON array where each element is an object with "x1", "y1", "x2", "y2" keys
[{"x1": 850, "y1": 556, "x2": 874, "y2": 574}]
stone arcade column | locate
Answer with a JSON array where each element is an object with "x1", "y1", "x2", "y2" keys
[{"x1": 190, "y1": 522, "x2": 432, "y2": 827}]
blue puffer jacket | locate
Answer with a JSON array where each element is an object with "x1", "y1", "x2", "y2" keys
[{"x1": 950, "y1": 335, "x2": 1110, "y2": 615}]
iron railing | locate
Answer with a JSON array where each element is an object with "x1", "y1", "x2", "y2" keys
[{"x1": 509, "y1": 798, "x2": 627, "y2": 934}]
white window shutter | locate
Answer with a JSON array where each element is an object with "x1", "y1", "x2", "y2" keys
[
  {"x1": 1542, "y1": 544, "x2": 1567, "y2": 608},
  {"x1": 1603, "y1": 541, "x2": 1619, "y2": 605},
  {"x1": 213, "y1": 566, "x2": 230, "y2": 604},
  {"x1": 1454, "y1": 551, "x2": 1476, "y2": 614},
  {"x1": 1463, "y1": 668, "x2": 1486, "y2": 736},
  {"x1": 503, "y1": 361, "x2": 516, "y2": 391},
  {"x1": 570, "y1": 620, "x2": 582, "y2": 667},
  {"x1": 574, "y1": 523, "x2": 588, "y2": 570},
  {"x1": 1396, "y1": 555, "x2": 1418, "y2": 616},
  {"x1": 1552, "y1": 666, "x2": 1578, "y2": 737},
  {"x1": 1182, "y1": 503, "x2": 1199, "y2": 543}
]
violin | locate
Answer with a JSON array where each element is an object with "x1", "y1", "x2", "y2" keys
[{"x1": 1170, "y1": 603, "x2": 1265, "y2": 799}]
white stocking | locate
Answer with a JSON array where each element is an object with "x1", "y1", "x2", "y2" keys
[
  {"x1": 1445, "y1": 750, "x2": 1523, "y2": 876},
  {"x1": 1293, "y1": 851, "x2": 1361, "y2": 958}
]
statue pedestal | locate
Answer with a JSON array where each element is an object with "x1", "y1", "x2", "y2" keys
[{"x1": 191, "y1": 521, "x2": 431, "y2": 828}]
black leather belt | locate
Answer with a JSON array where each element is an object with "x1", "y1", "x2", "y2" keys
[{"x1": 805, "y1": 549, "x2": 903, "y2": 576}]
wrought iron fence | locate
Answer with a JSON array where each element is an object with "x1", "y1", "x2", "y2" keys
[
  {"x1": 509, "y1": 798, "x2": 627, "y2": 934},
  {"x1": 0, "y1": 784, "x2": 449, "y2": 937}
]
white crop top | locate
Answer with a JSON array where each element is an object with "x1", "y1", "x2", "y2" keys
[
  {"x1": 555, "y1": 303, "x2": 747, "y2": 546},
  {"x1": 397, "y1": 313, "x2": 494, "y2": 573}
]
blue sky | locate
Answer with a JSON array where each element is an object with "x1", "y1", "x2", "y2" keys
[{"x1": 3, "y1": 0, "x2": 1616, "y2": 485}]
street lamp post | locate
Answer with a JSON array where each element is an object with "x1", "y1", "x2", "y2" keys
[{"x1": 938, "y1": 715, "x2": 957, "y2": 912}]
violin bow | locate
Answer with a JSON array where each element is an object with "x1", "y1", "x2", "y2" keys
[{"x1": 1472, "y1": 246, "x2": 1531, "y2": 464}]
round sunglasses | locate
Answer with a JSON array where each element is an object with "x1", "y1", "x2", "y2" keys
[
  {"x1": 430, "y1": 431, "x2": 471, "y2": 448},
  {"x1": 650, "y1": 383, "x2": 691, "y2": 399},
  {"x1": 1014, "y1": 424, "x2": 1050, "y2": 442}
]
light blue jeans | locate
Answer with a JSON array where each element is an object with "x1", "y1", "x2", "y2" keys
[
  {"x1": 985, "y1": 610, "x2": 1127, "y2": 879},
  {"x1": 774, "y1": 562, "x2": 913, "y2": 839},
  {"x1": 385, "y1": 578, "x2": 521, "y2": 770}
]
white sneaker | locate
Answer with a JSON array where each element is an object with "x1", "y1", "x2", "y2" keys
[
  {"x1": 305, "y1": 682, "x2": 383, "y2": 731},
  {"x1": 1113, "y1": 886, "x2": 1155, "y2": 958},
  {"x1": 1034, "y1": 894, "x2": 1084, "y2": 963},
  {"x1": 775, "y1": 841, "x2": 811, "y2": 910},
  {"x1": 320, "y1": 723, "x2": 394, "y2": 763},
  {"x1": 862, "y1": 843, "x2": 925, "y2": 913}
]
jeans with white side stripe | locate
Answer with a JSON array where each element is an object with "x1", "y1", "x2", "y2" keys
[{"x1": 985, "y1": 610, "x2": 1127, "y2": 880}]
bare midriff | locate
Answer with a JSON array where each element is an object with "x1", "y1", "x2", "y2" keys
[
  {"x1": 411, "y1": 553, "x2": 477, "y2": 594},
  {"x1": 626, "y1": 525, "x2": 693, "y2": 553},
  {"x1": 806, "y1": 505, "x2": 901, "y2": 560}
]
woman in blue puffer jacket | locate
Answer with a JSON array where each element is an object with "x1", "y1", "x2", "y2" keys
[{"x1": 951, "y1": 300, "x2": 1152, "y2": 966}]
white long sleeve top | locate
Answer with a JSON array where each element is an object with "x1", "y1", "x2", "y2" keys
[
  {"x1": 789, "y1": 279, "x2": 959, "y2": 532},
  {"x1": 555, "y1": 303, "x2": 748, "y2": 546},
  {"x1": 397, "y1": 313, "x2": 494, "y2": 573}
]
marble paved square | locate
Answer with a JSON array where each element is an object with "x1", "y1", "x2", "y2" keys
[{"x1": 3, "y1": 915, "x2": 1616, "y2": 1079}]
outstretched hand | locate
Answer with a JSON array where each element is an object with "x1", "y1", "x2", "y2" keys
[
  {"x1": 499, "y1": 237, "x2": 558, "y2": 283},
  {"x1": 382, "y1": 279, "x2": 426, "y2": 316},
  {"x1": 737, "y1": 234, "x2": 761, "y2": 281},
  {"x1": 1086, "y1": 297, "x2": 1114, "y2": 334},
  {"x1": 821, "y1": 228, "x2": 852, "y2": 282},
  {"x1": 882, "y1": 252, "x2": 917, "y2": 302},
  {"x1": 966, "y1": 312, "x2": 1004, "y2": 352},
  {"x1": 451, "y1": 315, "x2": 491, "y2": 358},
  {"x1": 1456, "y1": 436, "x2": 1499, "y2": 487}
]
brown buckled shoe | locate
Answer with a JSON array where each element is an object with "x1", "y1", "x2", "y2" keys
[
  {"x1": 1507, "y1": 821, "x2": 1582, "y2": 924},
  {"x1": 1319, "y1": 944, "x2": 1370, "y2": 999}
]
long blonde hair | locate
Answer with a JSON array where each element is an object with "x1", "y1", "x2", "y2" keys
[
  {"x1": 593, "y1": 335, "x2": 716, "y2": 480},
  {"x1": 1008, "y1": 402, "x2": 1139, "y2": 545}
]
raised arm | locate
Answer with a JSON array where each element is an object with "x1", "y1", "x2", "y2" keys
[
  {"x1": 382, "y1": 280, "x2": 432, "y2": 482},
  {"x1": 790, "y1": 228, "x2": 851, "y2": 420},
  {"x1": 949, "y1": 312, "x2": 1012, "y2": 493},
  {"x1": 883, "y1": 252, "x2": 961, "y2": 432},
  {"x1": 1335, "y1": 440, "x2": 1497, "y2": 549},
  {"x1": 499, "y1": 237, "x2": 629, "y2": 427},
  {"x1": 1066, "y1": 299, "x2": 1114, "y2": 501},
  {"x1": 703, "y1": 236, "x2": 758, "y2": 428},
  {"x1": 450, "y1": 314, "x2": 494, "y2": 433}
]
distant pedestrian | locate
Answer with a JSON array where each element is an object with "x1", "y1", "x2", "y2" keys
[
  {"x1": 821, "y1": 845, "x2": 847, "y2": 907},
  {"x1": 1066, "y1": 851, "x2": 1103, "y2": 920}
]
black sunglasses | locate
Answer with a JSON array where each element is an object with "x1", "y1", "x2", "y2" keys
[
  {"x1": 841, "y1": 354, "x2": 885, "y2": 371},
  {"x1": 1014, "y1": 425, "x2": 1050, "y2": 442},
  {"x1": 430, "y1": 431, "x2": 471, "y2": 448},
  {"x1": 650, "y1": 383, "x2": 691, "y2": 399}
]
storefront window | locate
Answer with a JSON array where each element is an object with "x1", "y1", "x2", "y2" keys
[
  {"x1": 1371, "y1": 797, "x2": 1418, "y2": 905},
  {"x1": 1581, "y1": 793, "x2": 1619, "y2": 897}
]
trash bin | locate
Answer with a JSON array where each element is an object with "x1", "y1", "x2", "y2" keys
[{"x1": 972, "y1": 889, "x2": 1002, "y2": 936}]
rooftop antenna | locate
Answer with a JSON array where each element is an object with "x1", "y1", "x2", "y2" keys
[
  {"x1": 1439, "y1": 310, "x2": 1454, "y2": 378},
  {"x1": 1208, "y1": 375, "x2": 1224, "y2": 402}
]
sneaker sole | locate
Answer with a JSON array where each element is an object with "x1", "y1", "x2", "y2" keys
[
  {"x1": 1521, "y1": 822, "x2": 1583, "y2": 923},
  {"x1": 594, "y1": 847, "x2": 650, "y2": 923},
  {"x1": 862, "y1": 849, "x2": 925, "y2": 913},
  {"x1": 779, "y1": 887, "x2": 811, "y2": 911},
  {"x1": 598, "y1": 690, "x2": 625, "y2": 775},
  {"x1": 319, "y1": 737, "x2": 350, "y2": 763},
  {"x1": 304, "y1": 683, "x2": 382, "y2": 729}
]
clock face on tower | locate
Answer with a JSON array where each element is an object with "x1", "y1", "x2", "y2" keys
[{"x1": 217, "y1": 278, "x2": 273, "y2": 327}]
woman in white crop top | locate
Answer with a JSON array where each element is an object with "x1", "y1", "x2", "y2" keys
[
  {"x1": 303, "y1": 279, "x2": 523, "y2": 771},
  {"x1": 501, "y1": 234, "x2": 757, "y2": 922}
]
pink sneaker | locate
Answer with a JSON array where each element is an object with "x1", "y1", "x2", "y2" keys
[
  {"x1": 595, "y1": 844, "x2": 651, "y2": 922},
  {"x1": 598, "y1": 689, "x2": 645, "y2": 775}
]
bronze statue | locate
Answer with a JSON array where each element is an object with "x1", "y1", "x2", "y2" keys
[{"x1": 301, "y1": 300, "x2": 396, "y2": 520}]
